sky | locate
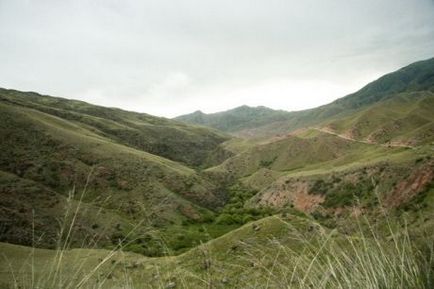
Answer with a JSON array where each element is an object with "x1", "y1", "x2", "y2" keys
[{"x1": 0, "y1": 0, "x2": 434, "y2": 117}]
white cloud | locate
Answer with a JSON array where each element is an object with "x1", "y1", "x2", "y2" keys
[{"x1": 0, "y1": 0, "x2": 433, "y2": 117}]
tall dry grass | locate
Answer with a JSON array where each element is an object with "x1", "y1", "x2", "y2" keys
[{"x1": 2, "y1": 177, "x2": 433, "y2": 289}]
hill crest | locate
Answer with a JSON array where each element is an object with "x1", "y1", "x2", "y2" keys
[{"x1": 175, "y1": 57, "x2": 434, "y2": 137}]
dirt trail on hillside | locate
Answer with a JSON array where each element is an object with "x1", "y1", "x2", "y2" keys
[{"x1": 313, "y1": 128, "x2": 414, "y2": 149}]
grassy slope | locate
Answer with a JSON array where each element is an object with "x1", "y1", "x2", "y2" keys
[
  {"x1": 205, "y1": 131, "x2": 408, "y2": 184},
  {"x1": 0, "y1": 88, "x2": 231, "y2": 168},
  {"x1": 197, "y1": 58, "x2": 434, "y2": 224},
  {"x1": 196, "y1": 66, "x2": 434, "y2": 242},
  {"x1": 322, "y1": 91, "x2": 434, "y2": 146},
  {"x1": 0, "y1": 215, "x2": 327, "y2": 288},
  {"x1": 204, "y1": 126, "x2": 433, "y2": 237},
  {"x1": 2, "y1": 209, "x2": 433, "y2": 288},
  {"x1": 1, "y1": 58, "x2": 434, "y2": 288},
  {"x1": 0, "y1": 90, "x2": 234, "y2": 253}
]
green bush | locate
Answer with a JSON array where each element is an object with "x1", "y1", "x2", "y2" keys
[
  {"x1": 216, "y1": 213, "x2": 237, "y2": 225},
  {"x1": 323, "y1": 180, "x2": 374, "y2": 208},
  {"x1": 310, "y1": 179, "x2": 331, "y2": 195}
]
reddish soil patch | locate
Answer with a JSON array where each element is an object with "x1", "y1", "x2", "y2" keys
[
  {"x1": 258, "y1": 182, "x2": 324, "y2": 213},
  {"x1": 385, "y1": 163, "x2": 434, "y2": 208},
  {"x1": 292, "y1": 190, "x2": 325, "y2": 213}
]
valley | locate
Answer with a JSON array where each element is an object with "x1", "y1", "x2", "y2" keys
[{"x1": 1, "y1": 58, "x2": 434, "y2": 288}]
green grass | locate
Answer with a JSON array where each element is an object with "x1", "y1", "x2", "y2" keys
[
  {"x1": 0, "y1": 88, "x2": 231, "y2": 168},
  {"x1": 0, "y1": 97, "x2": 229, "y2": 254},
  {"x1": 323, "y1": 91, "x2": 434, "y2": 145},
  {"x1": 1, "y1": 214, "x2": 433, "y2": 289},
  {"x1": 1, "y1": 58, "x2": 434, "y2": 288},
  {"x1": 205, "y1": 130, "x2": 420, "y2": 192}
]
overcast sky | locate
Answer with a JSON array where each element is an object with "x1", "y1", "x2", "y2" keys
[{"x1": 1, "y1": 0, "x2": 434, "y2": 117}]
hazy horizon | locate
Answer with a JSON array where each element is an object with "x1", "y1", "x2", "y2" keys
[{"x1": 1, "y1": 0, "x2": 434, "y2": 117}]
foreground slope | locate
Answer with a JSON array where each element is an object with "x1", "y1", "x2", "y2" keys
[{"x1": 1, "y1": 211, "x2": 433, "y2": 289}]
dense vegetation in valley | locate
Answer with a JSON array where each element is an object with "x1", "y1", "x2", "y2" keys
[{"x1": 1, "y1": 58, "x2": 434, "y2": 288}]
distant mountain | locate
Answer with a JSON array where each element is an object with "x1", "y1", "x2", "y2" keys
[
  {"x1": 175, "y1": 57, "x2": 434, "y2": 138},
  {"x1": 334, "y1": 57, "x2": 434, "y2": 109},
  {"x1": 1, "y1": 57, "x2": 433, "y2": 262},
  {"x1": 175, "y1": 105, "x2": 290, "y2": 133}
]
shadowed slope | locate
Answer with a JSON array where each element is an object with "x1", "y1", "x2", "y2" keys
[{"x1": 0, "y1": 90, "x2": 232, "y2": 252}]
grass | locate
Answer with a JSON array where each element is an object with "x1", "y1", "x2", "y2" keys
[
  {"x1": 1, "y1": 213, "x2": 432, "y2": 289},
  {"x1": 0, "y1": 88, "x2": 231, "y2": 168},
  {"x1": 323, "y1": 91, "x2": 434, "y2": 146},
  {"x1": 133, "y1": 184, "x2": 275, "y2": 255},
  {"x1": 240, "y1": 168, "x2": 283, "y2": 191},
  {"x1": 1, "y1": 156, "x2": 433, "y2": 288},
  {"x1": 0, "y1": 182, "x2": 145, "y2": 289},
  {"x1": 1, "y1": 65, "x2": 433, "y2": 288},
  {"x1": 0, "y1": 98, "x2": 229, "y2": 251},
  {"x1": 205, "y1": 129, "x2": 420, "y2": 193},
  {"x1": 2, "y1": 86, "x2": 432, "y2": 256},
  {"x1": 0, "y1": 174, "x2": 427, "y2": 289}
]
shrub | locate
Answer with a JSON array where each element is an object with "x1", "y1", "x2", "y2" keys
[
  {"x1": 310, "y1": 179, "x2": 331, "y2": 195},
  {"x1": 216, "y1": 213, "x2": 237, "y2": 225}
]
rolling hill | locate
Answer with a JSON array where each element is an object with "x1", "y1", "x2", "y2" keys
[
  {"x1": 0, "y1": 88, "x2": 236, "y2": 254},
  {"x1": 194, "y1": 57, "x2": 434, "y2": 238},
  {"x1": 0, "y1": 58, "x2": 434, "y2": 289},
  {"x1": 0, "y1": 89, "x2": 231, "y2": 167}
]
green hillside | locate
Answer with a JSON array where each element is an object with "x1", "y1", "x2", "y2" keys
[
  {"x1": 0, "y1": 89, "x2": 236, "y2": 254},
  {"x1": 321, "y1": 91, "x2": 434, "y2": 146},
  {"x1": 0, "y1": 88, "x2": 231, "y2": 168},
  {"x1": 1, "y1": 58, "x2": 434, "y2": 289},
  {"x1": 2, "y1": 211, "x2": 433, "y2": 289}
]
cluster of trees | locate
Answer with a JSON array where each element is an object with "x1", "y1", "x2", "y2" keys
[{"x1": 215, "y1": 184, "x2": 274, "y2": 225}]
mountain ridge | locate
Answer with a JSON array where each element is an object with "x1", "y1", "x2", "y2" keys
[
  {"x1": 1, "y1": 57, "x2": 433, "y2": 260},
  {"x1": 175, "y1": 57, "x2": 434, "y2": 137}
]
